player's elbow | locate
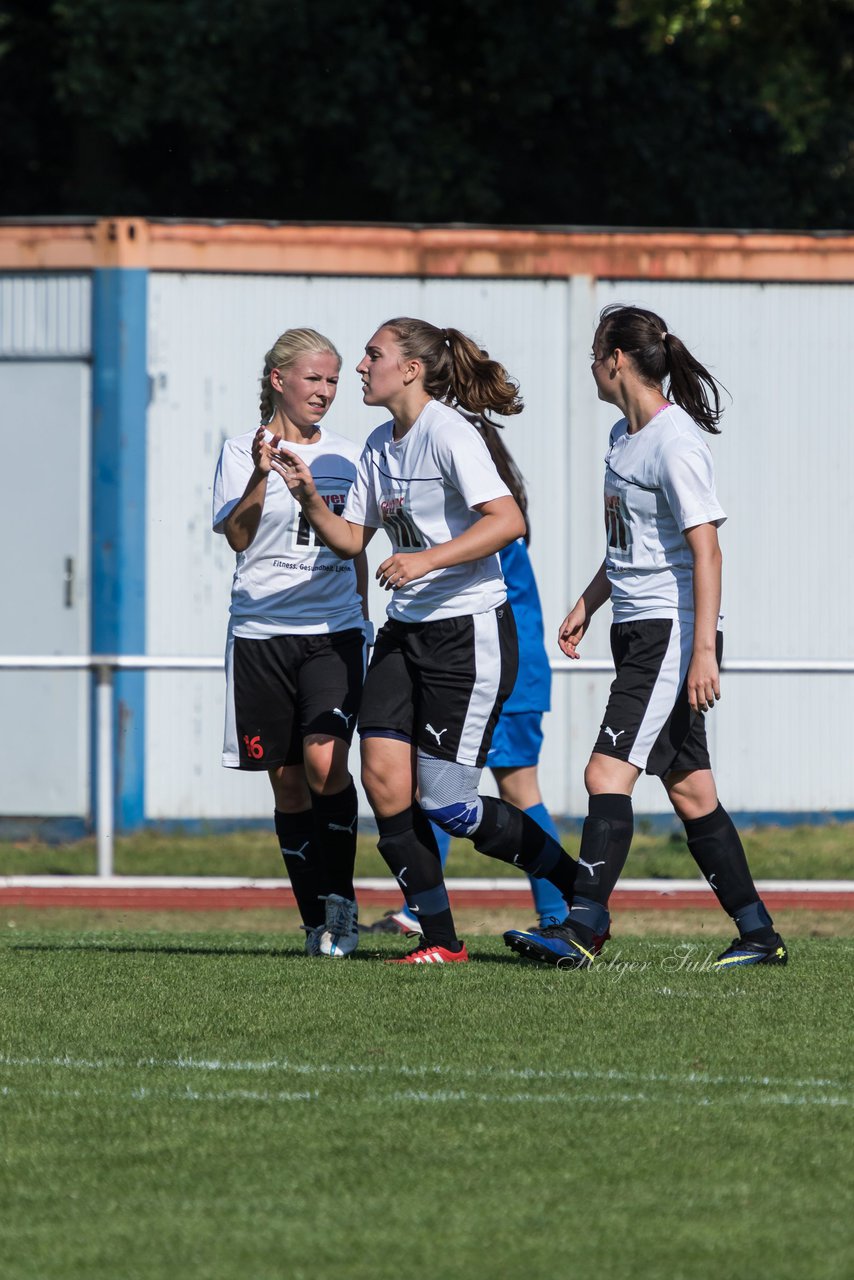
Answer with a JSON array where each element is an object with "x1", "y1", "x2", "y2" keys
[
  {"x1": 699, "y1": 540, "x2": 723, "y2": 572},
  {"x1": 224, "y1": 526, "x2": 250, "y2": 553},
  {"x1": 335, "y1": 524, "x2": 362, "y2": 560},
  {"x1": 506, "y1": 502, "x2": 527, "y2": 543},
  {"x1": 328, "y1": 529, "x2": 362, "y2": 561}
]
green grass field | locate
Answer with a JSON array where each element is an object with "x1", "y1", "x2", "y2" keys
[
  {"x1": 2, "y1": 824, "x2": 851, "y2": 1277},
  {"x1": 2, "y1": 916, "x2": 852, "y2": 1280}
]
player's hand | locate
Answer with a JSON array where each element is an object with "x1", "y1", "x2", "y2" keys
[
  {"x1": 251, "y1": 426, "x2": 281, "y2": 474},
  {"x1": 687, "y1": 653, "x2": 721, "y2": 713},
  {"x1": 271, "y1": 446, "x2": 317, "y2": 502},
  {"x1": 376, "y1": 551, "x2": 432, "y2": 591},
  {"x1": 558, "y1": 602, "x2": 589, "y2": 658}
]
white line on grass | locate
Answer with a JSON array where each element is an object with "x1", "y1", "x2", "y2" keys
[
  {"x1": 130, "y1": 1086, "x2": 317, "y2": 1103},
  {"x1": 1, "y1": 1080, "x2": 849, "y2": 1108},
  {"x1": 388, "y1": 1088, "x2": 852, "y2": 1108},
  {"x1": 0, "y1": 1053, "x2": 849, "y2": 1106},
  {"x1": 1, "y1": 1083, "x2": 316, "y2": 1104}
]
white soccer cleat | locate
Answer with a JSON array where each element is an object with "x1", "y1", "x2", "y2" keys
[
  {"x1": 320, "y1": 894, "x2": 359, "y2": 957},
  {"x1": 364, "y1": 907, "x2": 424, "y2": 936}
]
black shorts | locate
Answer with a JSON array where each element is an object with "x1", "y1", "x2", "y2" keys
[
  {"x1": 223, "y1": 629, "x2": 365, "y2": 770},
  {"x1": 359, "y1": 605, "x2": 518, "y2": 768},
  {"x1": 592, "y1": 619, "x2": 723, "y2": 778}
]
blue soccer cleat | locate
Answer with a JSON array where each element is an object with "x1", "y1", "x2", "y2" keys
[
  {"x1": 712, "y1": 933, "x2": 788, "y2": 970},
  {"x1": 502, "y1": 919, "x2": 608, "y2": 969},
  {"x1": 300, "y1": 923, "x2": 325, "y2": 957}
]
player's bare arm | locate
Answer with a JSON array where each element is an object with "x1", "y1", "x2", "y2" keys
[
  {"x1": 223, "y1": 427, "x2": 282, "y2": 553},
  {"x1": 272, "y1": 446, "x2": 375, "y2": 559},
  {"x1": 685, "y1": 521, "x2": 723, "y2": 713},
  {"x1": 558, "y1": 560, "x2": 611, "y2": 658},
  {"x1": 376, "y1": 495, "x2": 525, "y2": 591}
]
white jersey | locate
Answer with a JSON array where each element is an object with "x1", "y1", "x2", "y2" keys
[
  {"x1": 343, "y1": 399, "x2": 510, "y2": 622},
  {"x1": 212, "y1": 426, "x2": 365, "y2": 638},
  {"x1": 603, "y1": 403, "x2": 727, "y2": 622}
]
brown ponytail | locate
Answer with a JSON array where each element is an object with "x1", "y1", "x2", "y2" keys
[{"x1": 380, "y1": 317, "x2": 523, "y2": 423}]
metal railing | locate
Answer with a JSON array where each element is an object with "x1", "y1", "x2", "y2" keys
[{"x1": 3, "y1": 653, "x2": 854, "y2": 877}]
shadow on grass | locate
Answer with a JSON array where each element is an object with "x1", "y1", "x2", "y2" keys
[
  {"x1": 9, "y1": 940, "x2": 297, "y2": 959},
  {"x1": 9, "y1": 938, "x2": 522, "y2": 965}
]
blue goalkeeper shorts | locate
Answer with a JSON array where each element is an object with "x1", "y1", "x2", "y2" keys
[{"x1": 485, "y1": 711, "x2": 544, "y2": 770}]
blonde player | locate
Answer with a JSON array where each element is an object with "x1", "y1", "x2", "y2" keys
[{"x1": 213, "y1": 328, "x2": 370, "y2": 958}]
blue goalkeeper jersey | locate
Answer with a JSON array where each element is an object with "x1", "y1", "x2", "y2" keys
[{"x1": 499, "y1": 537, "x2": 551, "y2": 714}]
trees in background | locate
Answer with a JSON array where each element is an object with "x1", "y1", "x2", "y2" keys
[{"x1": 1, "y1": 0, "x2": 851, "y2": 228}]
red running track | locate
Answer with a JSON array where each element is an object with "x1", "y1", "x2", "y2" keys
[{"x1": 1, "y1": 880, "x2": 852, "y2": 911}]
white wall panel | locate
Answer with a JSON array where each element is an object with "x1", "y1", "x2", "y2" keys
[
  {"x1": 2, "y1": 265, "x2": 846, "y2": 825},
  {"x1": 144, "y1": 271, "x2": 854, "y2": 822},
  {"x1": 145, "y1": 273, "x2": 573, "y2": 819},
  {"x1": 0, "y1": 274, "x2": 91, "y2": 356},
  {"x1": 0, "y1": 361, "x2": 91, "y2": 816},
  {"x1": 585, "y1": 281, "x2": 854, "y2": 816}
]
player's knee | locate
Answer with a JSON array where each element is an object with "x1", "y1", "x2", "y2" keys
[
  {"x1": 416, "y1": 751, "x2": 485, "y2": 837},
  {"x1": 420, "y1": 797, "x2": 483, "y2": 837},
  {"x1": 270, "y1": 769, "x2": 311, "y2": 812},
  {"x1": 304, "y1": 759, "x2": 349, "y2": 797},
  {"x1": 585, "y1": 757, "x2": 617, "y2": 795},
  {"x1": 361, "y1": 760, "x2": 399, "y2": 812}
]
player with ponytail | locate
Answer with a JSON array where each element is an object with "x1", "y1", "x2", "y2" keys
[
  {"x1": 504, "y1": 304, "x2": 787, "y2": 971},
  {"x1": 276, "y1": 317, "x2": 583, "y2": 964}
]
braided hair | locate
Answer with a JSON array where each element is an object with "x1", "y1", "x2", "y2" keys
[{"x1": 259, "y1": 328, "x2": 341, "y2": 424}]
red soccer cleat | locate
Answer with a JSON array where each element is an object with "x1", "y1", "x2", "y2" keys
[{"x1": 385, "y1": 940, "x2": 469, "y2": 965}]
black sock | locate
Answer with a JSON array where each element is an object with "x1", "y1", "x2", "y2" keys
[
  {"x1": 275, "y1": 808, "x2": 325, "y2": 928},
  {"x1": 376, "y1": 804, "x2": 459, "y2": 950},
  {"x1": 472, "y1": 796, "x2": 578, "y2": 903},
  {"x1": 311, "y1": 780, "x2": 358, "y2": 900},
  {"x1": 572, "y1": 793, "x2": 634, "y2": 906},
  {"x1": 683, "y1": 803, "x2": 774, "y2": 939}
]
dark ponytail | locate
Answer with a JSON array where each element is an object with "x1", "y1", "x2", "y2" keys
[
  {"x1": 596, "y1": 304, "x2": 725, "y2": 433},
  {"x1": 458, "y1": 411, "x2": 530, "y2": 543}
]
